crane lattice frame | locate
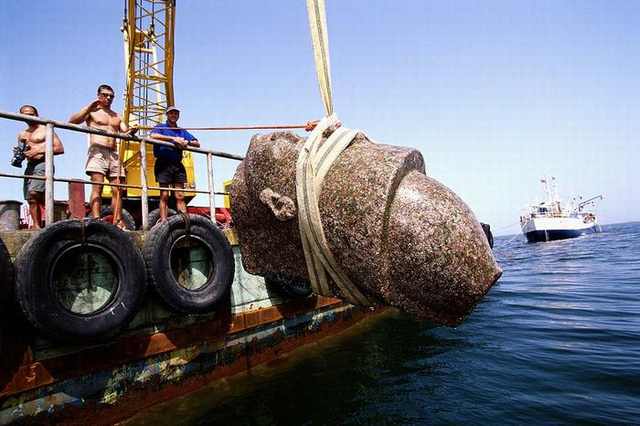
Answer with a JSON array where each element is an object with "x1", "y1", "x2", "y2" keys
[{"x1": 122, "y1": 0, "x2": 175, "y2": 130}]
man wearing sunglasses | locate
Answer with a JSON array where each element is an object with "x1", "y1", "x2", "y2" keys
[{"x1": 69, "y1": 84, "x2": 136, "y2": 229}]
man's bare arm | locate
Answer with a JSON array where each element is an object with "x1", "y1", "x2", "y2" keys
[
  {"x1": 53, "y1": 131, "x2": 64, "y2": 155},
  {"x1": 69, "y1": 100, "x2": 100, "y2": 124},
  {"x1": 150, "y1": 132, "x2": 188, "y2": 148},
  {"x1": 119, "y1": 119, "x2": 129, "y2": 134},
  {"x1": 149, "y1": 132, "x2": 177, "y2": 142},
  {"x1": 119, "y1": 121, "x2": 139, "y2": 136},
  {"x1": 24, "y1": 141, "x2": 44, "y2": 161},
  {"x1": 188, "y1": 139, "x2": 200, "y2": 148},
  {"x1": 24, "y1": 132, "x2": 64, "y2": 161}
]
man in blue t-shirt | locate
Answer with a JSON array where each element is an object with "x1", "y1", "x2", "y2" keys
[{"x1": 150, "y1": 106, "x2": 200, "y2": 223}]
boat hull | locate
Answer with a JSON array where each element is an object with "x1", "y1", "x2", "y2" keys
[
  {"x1": 521, "y1": 216, "x2": 598, "y2": 243},
  {"x1": 0, "y1": 240, "x2": 383, "y2": 425},
  {"x1": 524, "y1": 227, "x2": 595, "y2": 243}
]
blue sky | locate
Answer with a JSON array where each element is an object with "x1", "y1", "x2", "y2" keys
[{"x1": 1, "y1": 1, "x2": 638, "y2": 235}]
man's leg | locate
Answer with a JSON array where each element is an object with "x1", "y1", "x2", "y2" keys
[
  {"x1": 89, "y1": 172, "x2": 105, "y2": 218},
  {"x1": 27, "y1": 191, "x2": 43, "y2": 229},
  {"x1": 174, "y1": 183, "x2": 186, "y2": 213},
  {"x1": 159, "y1": 187, "x2": 170, "y2": 221},
  {"x1": 109, "y1": 176, "x2": 123, "y2": 227},
  {"x1": 155, "y1": 160, "x2": 172, "y2": 222}
]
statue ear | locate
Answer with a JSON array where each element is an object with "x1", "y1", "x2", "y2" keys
[{"x1": 259, "y1": 188, "x2": 296, "y2": 221}]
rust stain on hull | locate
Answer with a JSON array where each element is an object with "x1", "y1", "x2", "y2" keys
[
  {"x1": 1, "y1": 302, "x2": 381, "y2": 425},
  {"x1": 0, "y1": 296, "x2": 343, "y2": 399}
]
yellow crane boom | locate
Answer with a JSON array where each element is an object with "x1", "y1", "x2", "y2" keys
[
  {"x1": 119, "y1": 0, "x2": 195, "y2": 199},
  {"x1": 122, "y1": 0, "x2": 175, "y2": 127}
]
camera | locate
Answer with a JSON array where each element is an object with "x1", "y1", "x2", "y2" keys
[{"x1": 10, "y1": 140, "x2": 27, "y2": 168}]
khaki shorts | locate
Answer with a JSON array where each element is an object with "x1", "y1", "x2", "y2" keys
[
  {"x1": 85, "y1": 145, "x2": 125, "y2": 178},
  {"x1": 24, "y1": 160, "x2": 46, "y2": 199}
]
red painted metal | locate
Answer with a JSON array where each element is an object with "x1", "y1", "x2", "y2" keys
[
  {"x1": 186, "y1": 206, "x2": 232, "y2": 225},
  {"x1": 67, "y1": 181, "x2": 86, "y2": 219}
]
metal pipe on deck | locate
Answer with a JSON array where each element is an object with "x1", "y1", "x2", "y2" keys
[
  {"x1": 139, "y1": 139, "x2": 149, "y2": 230},
  {"x1": 0, "y1": 172, "x2": 46, "y2": 181},
  {"x1": 0, "y1": 111, "x2": 245, "y2": 161},
  {"x1": 44, "y1": 123, "x2": 55, "y2": 225},
  {"x1": 207, "y1": 153, "x2": 215, "y2": 219}
]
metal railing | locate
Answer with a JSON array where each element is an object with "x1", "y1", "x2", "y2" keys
[{"x1": 0, "y1": 110, "x2": 244, "y2": 230}]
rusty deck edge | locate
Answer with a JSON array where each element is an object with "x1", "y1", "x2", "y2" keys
[
  {"x1": 0, "y1": 304, "x2": 386, "y2": 425},
  {"x1": 0, "y1": 296, "x2": 344, "y2": 399}
]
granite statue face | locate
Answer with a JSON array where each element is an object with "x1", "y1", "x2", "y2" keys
[{"x1": 230, "y1": 131, "x2": 502, "y2": 326}]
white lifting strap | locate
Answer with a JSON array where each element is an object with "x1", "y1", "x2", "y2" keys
[
  {"x1": 306, "y1": 0, "x2": 333, "y2": 116},
  {"x1": 296, "y1": 117, "x2": 374, "y2": 306},
  {"x1": 298, "y1": 1, "x2": 375, "y2": 306}
]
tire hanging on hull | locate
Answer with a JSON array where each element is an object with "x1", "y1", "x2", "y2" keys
[
  {"x1": 0, "y1": 236, "x2": 14, "y2": 313},
  {"x1": 87, "y1": 206, "x2": 137, "y2": 231},
  {"x1": 14, "y1": 219, "x2": 147, "y2": 341},
  {"x1": 147, "y1": 207, "x2": 177, "y2": 228},
  {"x1": 143, "y1": 214, "x2": 234, "y2": 313}
]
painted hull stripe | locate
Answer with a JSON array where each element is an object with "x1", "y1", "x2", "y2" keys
[
  {"x1": 0, "y1": 296, "x2": 344, "y2": 398},
  {"x1": 525, "y1": 228, "x2": 595, "y2": 243},
  {"x1": 0, "y1": 304, "x2": 381, "y2": 425}
]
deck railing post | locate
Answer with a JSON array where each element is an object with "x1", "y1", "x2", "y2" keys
[
  {"x1": 44, "y1": 123, "x2": 55, "y2": 225},
  {"x1": 207, "y1": 153, "x2": 216, "y2": 220},
  {"x1": 139, "y1": 139, "x2": 149, "y2": 230}
]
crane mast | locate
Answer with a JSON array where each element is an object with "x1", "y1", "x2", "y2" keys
[
  {"x1": 122, "y1": 0, "x2": 175, "y2": 129},
  {"x1": 119, "y1": 0, "x2": 195, "y2": 200}
]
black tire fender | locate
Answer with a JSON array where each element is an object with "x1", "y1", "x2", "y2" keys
[
  {"x1": 86, "y1": 206, "x2": 137, "y2": 230},
  {"x1": 14, "y1": 219, "x2": 146, "y2": 341},
  {"x1": 143, "y1": 214, "x2": 234, "y2": 313},
  {"x1": 147, "y1": 208, "x2": 177, "y2": 228},
  {"x1": 0, "y1": 236, "x2": 14, "y2": 313}
]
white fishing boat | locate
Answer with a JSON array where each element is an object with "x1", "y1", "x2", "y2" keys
[{"x1": 520, "y1": 177, "x2": 602, "y2": 243}]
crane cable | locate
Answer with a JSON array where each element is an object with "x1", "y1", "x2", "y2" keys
[{"x1": 295, "y1": 0, "x2": 375, "y2": 306}]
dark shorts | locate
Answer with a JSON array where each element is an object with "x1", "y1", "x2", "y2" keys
[
  {"x1": 23, "y1": 161, "x2": 46, "y2": 199},
  {"x1": 154, "y1": 160, "x2": 186, "y2": 186}
]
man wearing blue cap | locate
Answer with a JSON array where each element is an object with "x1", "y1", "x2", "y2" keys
[{"x1": 150, "y1": 106, "x2": 200, "y2": 223}]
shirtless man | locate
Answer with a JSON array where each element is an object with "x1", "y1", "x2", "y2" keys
[
  {"x1": 17, "y1": 105, "x2": 64, "y2": 229},
  {"x1": 69, "y1": 84, "x2": 136, "y2": 228}
]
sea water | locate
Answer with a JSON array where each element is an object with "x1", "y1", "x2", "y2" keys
[{"x1": 129, "y1": 222, "x2": 640, "y2": 425}]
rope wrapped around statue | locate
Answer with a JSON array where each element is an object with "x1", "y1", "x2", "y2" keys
[{"x1": 229, "y1": 118, "x2": 502, "y2": 326}]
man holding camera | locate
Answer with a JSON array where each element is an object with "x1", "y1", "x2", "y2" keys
[
  {"x1": 69, "y1": 84, "x2": 137, "y2": 229},
  {"x1": 15, "y1": 105, "x2": 64, "y2": 229}
]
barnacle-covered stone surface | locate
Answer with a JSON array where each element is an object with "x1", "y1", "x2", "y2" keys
[
  {"x1": 316, "y1": 134, "x2": 427, "y2": 301},
  {"x1": 229, "y1": 131, "x2": 502, "y2": 326},
  {"x1": 229, "y1": 132, "x2": 307, "y2": 280},
  {"x1": 385, "y1": 171, "x2": 501, "y2": 325}
]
